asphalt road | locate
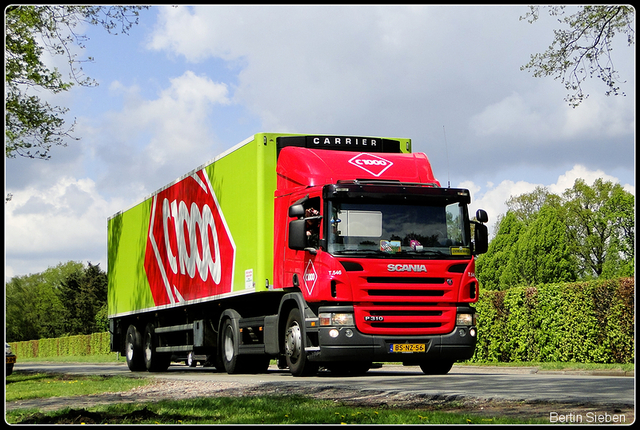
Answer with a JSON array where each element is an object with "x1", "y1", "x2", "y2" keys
[{"x1": 13, "y1": 361, "x2": 634, "y2": 407}]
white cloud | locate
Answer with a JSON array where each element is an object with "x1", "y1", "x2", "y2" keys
[
  {"x1": 5, "y1": 177, "x2": 128, "y2": 278},
  {"x1": 464, "y1": 179, "x2": 541, "y2": 234},
  {"x1": 89, "y1": 70, "x2": 231, "y2": 199},
  {"x1": 464, "y1": 164, "x2": 634, "y2": 237},
  {"x1": 560, "y1": 92, "x2": 634, "y2": 139},
  {"x1": 549, "y1": 165, "x2": 633, "y2": 195}
]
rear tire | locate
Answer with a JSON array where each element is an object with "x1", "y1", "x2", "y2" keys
[
  {"x1": 143, "y1": 323, "x2": 171, "y2": 372},
  {"x1": 125, "y1": 325, "x2": 145, "y2": 371},
  {"x1": 220, "y1": 318, "x2": 271, "y2": 374},
  {"x1": 285, "y1": 308, "x2": 318, "y2": 377}
]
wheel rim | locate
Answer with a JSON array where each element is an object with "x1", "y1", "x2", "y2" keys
[
  {"x1": 126, "y1": 337, "x2": 134, "y2": 361},
  {"x1": 285, "y1": 322, "x2": 302, "y2": 363},
  {"x1": 224, "y1": 325, "x2": 235, "y2": 362},
  {"x1": 144, "y1": 333, "x2": 153, "y2": 362}
]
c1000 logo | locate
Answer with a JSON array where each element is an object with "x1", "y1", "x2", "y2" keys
[
  {"x1": 145, "y1": 169, "x2": 236, "y2": 306},
  {"x1": 348, "y1": 153, "x2": 394, "y2": 177}
]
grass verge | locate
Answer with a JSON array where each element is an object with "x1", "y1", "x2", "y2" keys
[
  {"x1": 6, "y1": 394, "x2": 547, "y2": 425},
  {"x1": 5, "y1": 372, "x2": 152, "y2": 402}
]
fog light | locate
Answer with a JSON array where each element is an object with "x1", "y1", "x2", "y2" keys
[
  {"x1": 345, "y1": 329, "x2": 354, "y2": 338},
  {"x1": 469, "y1": 328, "x2": 477, "y2": 337},
  {"x1": 329, "y1": 329, "x2": 340, "y2": 338}
]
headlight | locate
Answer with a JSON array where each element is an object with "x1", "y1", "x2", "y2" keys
[
  {"x1": 456, "y1": 313, "x2": 476, "y2": 326},
  {"x1": 6, "y1": 343, "x2": 12, "y2": 355},
  {"x1": 319, "y1": 312, "x2": 354, "y2": 326}
]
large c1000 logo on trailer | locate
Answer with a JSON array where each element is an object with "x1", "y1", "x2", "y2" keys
[{"x1": 144, "y1": 168, "x2": 236, "y2": 306}]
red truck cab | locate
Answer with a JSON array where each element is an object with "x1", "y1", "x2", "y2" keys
[{"x1": 272, "y1": 136, "x2": 488, "y2": 375}]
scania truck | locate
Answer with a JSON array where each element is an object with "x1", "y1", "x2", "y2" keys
[{"x1": 108, "y1": 132, "x2": 488, "y2": 376}]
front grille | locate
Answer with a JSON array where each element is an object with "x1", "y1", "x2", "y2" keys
[
  {"x1": 359, "y1": 276, "x2": 457, "y2": 303},
  {"x1": 355, "y1": 305, "x2": 456, "y2": 335},
  {"x1": 367, "y1": 277, "x2": 445, "y2": 284},
  {"x1": 368, "y1": 289, "x2": 444, "y2": 297},
  {"x1": 370, "y1": 322, "x2": 441, "y2": 329},
  {"x1": 350, "y1": 270, "x2": 460, "y2": 335},
  {"x1": 370, "y1": 309, "x2": 442, "y2": 317}
]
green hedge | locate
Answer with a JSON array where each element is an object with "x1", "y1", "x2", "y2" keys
[
  {"x1": 471, "y1": 277, "x2": 634, "y2": 364},
  {"x1": 10, "y1": 332, "x2": 111, "y2": 359}
]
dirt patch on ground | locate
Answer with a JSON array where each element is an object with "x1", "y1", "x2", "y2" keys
[{"x1": 7, "y1": 379, "x2": 634, "y2": 424}]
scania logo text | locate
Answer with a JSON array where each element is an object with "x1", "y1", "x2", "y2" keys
[{"x1": 387, "y1": 264, "x2": 427, "y2": 272}]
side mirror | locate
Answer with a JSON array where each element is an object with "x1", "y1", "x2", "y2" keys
[
  {"x1": 289, "y1": 204, "x2": 305, "y2": 218},
  {"x1": 288, "y1": 219, "x2": 307, "y2": 250},
  {"x1": 473, "y1": 223, "x2": 488, "y2": 255},
  {"x1": 476, "y1": 209, "x2": 488, "y2": 224}
]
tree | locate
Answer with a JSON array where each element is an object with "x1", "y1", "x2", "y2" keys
[
  {"x1": 5, "y1": 5, "x2": 147, "y2": 160},
  {"x1": 521, "y1": 5, "x2": 635, "y2": 107},
  {"x1": 563, "y1": 178, "x2": 635, "y2": 279},
  {"x1": 505, "y1": 185, "x2": 561, "y2": 225},
  {"x1": 5, "y1": 261, "x2": 108, "y2": 341},
  {"x1": 477, "y1": 178, "x2": 633, "y2": 290},
  {"x1": 59, "y1": 262, "x2": 108, "y2": 335},
  {"x1": 511, "y1": 204, "x2": 576, "y2": 286},
  {"x1": 476, "y1": 211, "x2": 525, "y2": 290},
  {"x1": 5, "y1": 261, "x2": 82, "y2": 342}
]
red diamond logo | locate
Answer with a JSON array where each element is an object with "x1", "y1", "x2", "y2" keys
[
  {"x1": 348, "y1": 153, "x2": 394, "y2": 177},
  {"x1": 303, "y1": 259, "x2": 318, "y2": 295}
]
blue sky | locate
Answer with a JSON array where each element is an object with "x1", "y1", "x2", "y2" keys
[{"x1": 5, "y1": 5, "x2": 635, "y2": 279}]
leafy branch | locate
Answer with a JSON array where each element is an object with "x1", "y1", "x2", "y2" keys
[
  {"x1": 520, "y1": 6, "x2": 635, "y2": 107},
  {"x1": 5, "y1": 5, "x2": 147, "y2": 160}
]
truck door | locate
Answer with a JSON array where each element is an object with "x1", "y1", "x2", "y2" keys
[{"x1": 283, "y1": 195, "x2": 322, "y2": 292}]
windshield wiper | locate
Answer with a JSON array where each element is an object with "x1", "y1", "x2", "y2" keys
[
  {"x1": 334, "y1": 249, "x2": 388, "y2": 256},
  {"x1": 399, "y1": 249, "x2": 449, "y2": 256}
]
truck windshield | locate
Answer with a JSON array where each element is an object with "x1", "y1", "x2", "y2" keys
[{"x1": 327, "y1": 200, "x2": 471, "y2": 259}]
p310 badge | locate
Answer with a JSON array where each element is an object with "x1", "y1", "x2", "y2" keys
[{"x1": 364, "y1": 316, "x2": 384, "y2": 322}]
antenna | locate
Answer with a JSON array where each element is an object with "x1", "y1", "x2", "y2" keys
[{"x1": 442, "y1": 125, "x2": 451, "y2": 188}]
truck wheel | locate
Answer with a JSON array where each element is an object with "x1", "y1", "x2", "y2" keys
[
  {"x1": 419, "y1": 360, "x2": 454, "y2": 375},
  {"x1": 221, "y1": 318, "x2": 247, "y2": 374},
  {"x1": 125, "y1": 325, "x2": 145, "y2": 371},
  {"x1": 284, "y1": 308, "x2": 318, "y2": 377},
  {"x1": 143, "y1": 323, "x2": 171, "y2": 372}
]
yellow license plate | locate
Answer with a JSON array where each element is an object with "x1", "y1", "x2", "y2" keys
[
  {"x1": 390, "y1": 344, "x2": 425, "y2": 353},
  {"x1": 6, "y1": 356, "x2": 16, "y2": 364}
]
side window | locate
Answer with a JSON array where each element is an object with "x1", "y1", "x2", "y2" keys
[{"x1": 303, "y1": 197, "x2": 321, "y2": 248}]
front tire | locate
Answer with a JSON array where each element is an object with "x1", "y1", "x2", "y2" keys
[
  {"x1": 285, "y1": 308, "x2": 318, "y2": 377},
  {"x1": 221, "y1": 318, "x2": 246, "y2": 374}
]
